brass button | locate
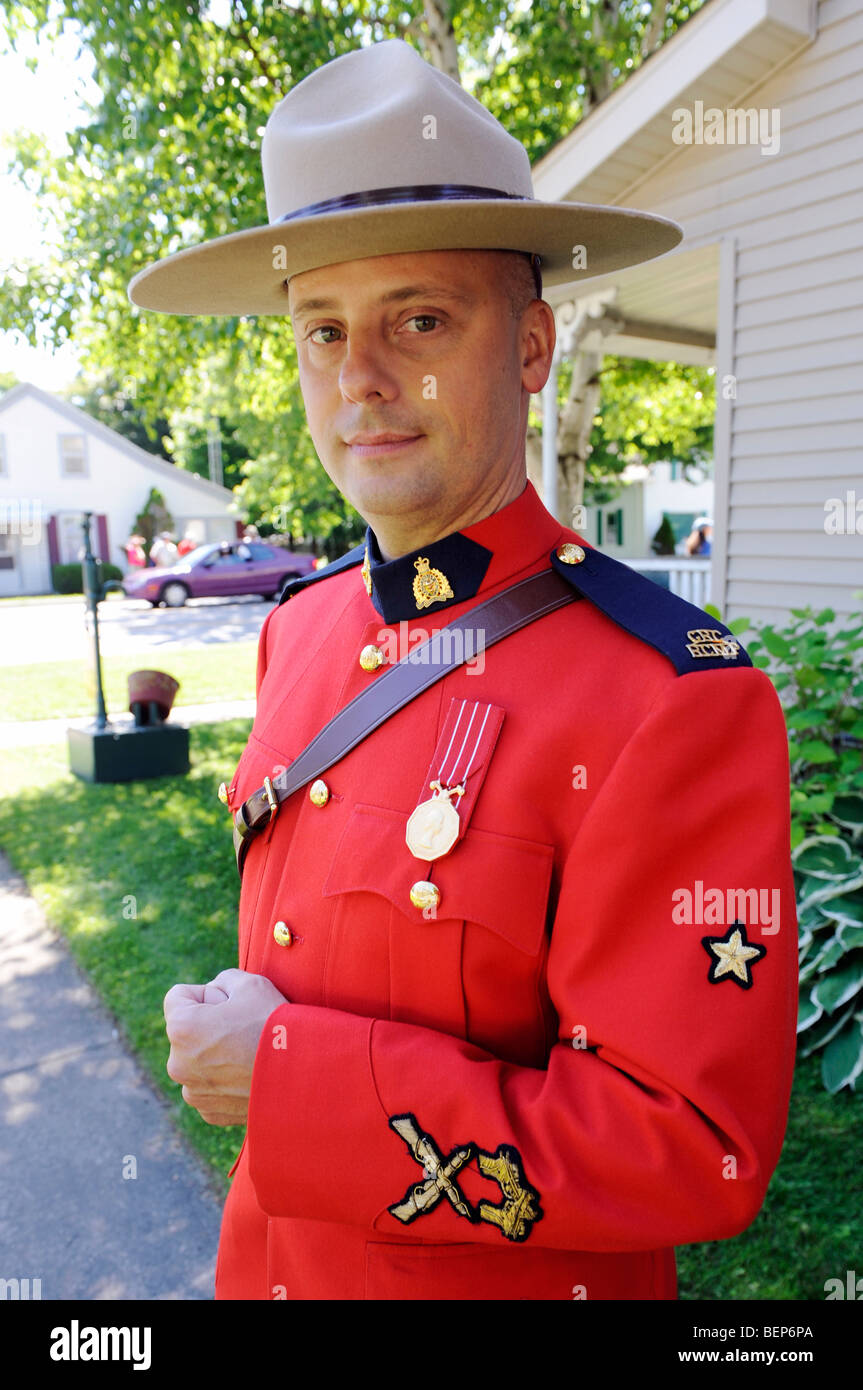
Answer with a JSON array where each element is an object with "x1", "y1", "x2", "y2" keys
[
  {"x1": 359, "y1": 644, "x2": 385, "y2": 672},
  {"x1": 273, "y1": 921, "x2": 293, "y2": 947},
  {"x1": 409, "y1": 880, "x2": 441, "y2": 913},
  {"x1": 557, "y1": 543, "x2": 585, "y2": 565},
  {"x1": 218, "y1": 782, "x2": 229, "y2": 805},
  {"x1": 309, "y1": 779, "x2": 330, "y2": 807}
]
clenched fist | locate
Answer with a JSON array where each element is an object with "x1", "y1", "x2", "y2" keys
[{"x1": 164, "y1": 968, "x2": 288, "y2": 1125}]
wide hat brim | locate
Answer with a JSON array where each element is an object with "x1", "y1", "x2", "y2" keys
[{"x1": 127, "y1": 198, "x2": 683, "y2": 316}]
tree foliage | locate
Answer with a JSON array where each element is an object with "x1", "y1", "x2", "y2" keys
[
  {"x1": 586, "y1": 356, "x2": 715, "y2": 497},
  {"x1": 2, "y1": 0, "x2": 706, "y2": 538},
  {"x1": 67, "y1": 372, "x2": 173, "y2": 458}
]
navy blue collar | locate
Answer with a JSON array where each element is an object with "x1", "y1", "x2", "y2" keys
[{"x1": 363, "y1": 526, "x2": 493, "y2": 623}]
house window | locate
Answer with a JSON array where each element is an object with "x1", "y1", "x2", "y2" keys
[
  {"x1": 0, "y1": 535, "x2": 15, "y2": 571},
  {"x1": 605, "y1": 509, "x2": 623, "y2": 545},
  {"x1": 59, "y1": 433, "x2": 88, "y2": 477}
]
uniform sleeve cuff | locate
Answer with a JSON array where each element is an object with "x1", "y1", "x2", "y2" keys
[{"x1": 246, "y1": 1003, "x2": 396, "y2": 1224}]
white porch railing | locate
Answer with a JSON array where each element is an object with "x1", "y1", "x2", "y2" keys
[{"x1": 624, "y1": 556, "x2": 711, "y2": 609}]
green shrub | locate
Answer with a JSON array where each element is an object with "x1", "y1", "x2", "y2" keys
[
  {"x1": 650, "y1": 513, "x2": 676, "y2": 556},
  {"x1": 730, "y1": 605, "x2": 863, "y2": 1093},
  {"x1": 51, "y1": 562, "x2": 124, "y2": 594}
]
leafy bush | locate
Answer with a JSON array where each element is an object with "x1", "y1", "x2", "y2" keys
[
  {"x1": 52, "y1": 562, "x2": 124, "y2": 594},
  {"x1": 650, "y1": 512, "x2": 676, "y2": 556},
  {"x1": 729, "y1": 605, "x2": 863, "y2": 1093}
]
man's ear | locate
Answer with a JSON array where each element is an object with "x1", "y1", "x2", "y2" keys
[{"x1": 519, "y1": 299, "x2": 556, "y2": 394}]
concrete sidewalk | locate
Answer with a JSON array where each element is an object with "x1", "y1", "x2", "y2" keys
[
  {"x1": 0, "y1": 699, "x2": 255, "y2": 749},
  {"x1": 0, "y1": 851, "x2": 225, "y2": 1299}
]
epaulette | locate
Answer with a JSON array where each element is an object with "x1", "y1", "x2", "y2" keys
[
  {"x1": 278, "y1": 542, "x2": 365, "y2": 605},
  {"x1": 550, "y1": 543, "x2": 751, "y2": 675}
]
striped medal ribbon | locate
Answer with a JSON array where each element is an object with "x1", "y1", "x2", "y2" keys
[{"x1": 405, "y1": 701, "x2": 495, "y2": 863}]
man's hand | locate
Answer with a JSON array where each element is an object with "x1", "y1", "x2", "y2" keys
[{"x1": 164, "y1": 968, "x2": 288, "y2": 1126}]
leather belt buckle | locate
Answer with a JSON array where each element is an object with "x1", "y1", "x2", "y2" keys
[{"x1": 261, "y1": 775, "x2": 279, "y2": 825}]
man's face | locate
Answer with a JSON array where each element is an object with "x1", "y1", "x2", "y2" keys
[{"x1": 288, "y1": 249, "x2": 553, "y2": 548}]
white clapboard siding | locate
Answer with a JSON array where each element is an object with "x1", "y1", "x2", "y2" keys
[
  {"x1": 736, "y1": 207, "x2": 863, "y2": 275},
  {"x1": 735, "y1": 304, "x2": 862, "y2": 356},
  {"x1": 720, "y1": 1, "x2": 863, "y2": 620},
  {"x1": 726, "y1": 584, "x2": 857, "y2": 619},
  {"x1": 730, "y1": 188, "x2": 863, "y2": 257},
  {"x1": 735, "y1": 278, "x2": 863, "y2": 330},
  {"x1": 722, "y1": 522, "x2": 856, "y2": 553},
  {"x1": 732, "y1": 422, "x2": 861, "y2": 454},
  {"x1": 728, "y1": 555, "x2": 861, "y2": 584},
  {"x1": 732, "y1": 476, "x2": 862, "y2": 504},
  {"x1": 737, "y1": 247, "x2": 863, "y2": 305},
  {"x1": 733, "y1": 395, "x2": 861, "y2": 430},
  {"x1": 734, "y1": 363, "x2": 862, "y2": 403},
  {"x1": 537, "y1": 0, "x2": 863, "y2": 622},
  {"x1": 735, "y1": 335, "x2": 861, "y2": 379},
  {"x1": 732, "y1": 452, "x2": 863, "y2": 483}
]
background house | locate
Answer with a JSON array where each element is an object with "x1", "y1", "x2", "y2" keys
[
  {"x1": 0, "y1": 382, "x2": 239, "y2": 596},
  {"x1": 576, "y1": 461, "x2": 716, "y2": 606},
  {"x1": 534, "y1": 0, "x2": 863, "y2": 623},
  {"x1": 577, "y1": 460, "x2": 715, "y2": 558}
]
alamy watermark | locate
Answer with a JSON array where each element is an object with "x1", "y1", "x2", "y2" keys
[
  {"x1": 0, "y1": 499, "x2": 42, "y2": 545},
  {"x1": 824, "y1": 491, "x2": 863, "y2": 535},
  {"x1": 671, "y1": 880, "x2": 780, "y2": 934},
  {"x1": 374, "y1": 622, "x2": 486, "y2": 674},
  {"x1": 672, "y1": 101, "x2": 780, "y2": 157}
]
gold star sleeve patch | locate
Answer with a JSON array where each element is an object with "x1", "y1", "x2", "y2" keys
[{"x1": 701, "y1": 920, "x2": 766, "y2": 990}]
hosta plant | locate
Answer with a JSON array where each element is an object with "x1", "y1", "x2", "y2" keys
[{"x1": 708, "y1": 603, "x2": 863, "y2": 1092}]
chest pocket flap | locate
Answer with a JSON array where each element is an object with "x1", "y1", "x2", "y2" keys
[{"x1": 322, "y1": 802, "x2": 554, "y2": 956}]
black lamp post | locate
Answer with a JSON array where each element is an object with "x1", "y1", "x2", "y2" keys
[
  {"x1": 80, "y1": 510, "x2": 115, "y2": 730},
  {"x1": 67, "y1": 512, "x2": 189, "y2": 782}
]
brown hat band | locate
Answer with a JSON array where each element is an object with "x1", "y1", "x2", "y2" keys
[
  {"x1": 278, "y1": 183, "x2": 530, "y2": 221},
  {"x1": 279, "y1": 184, "x2": 542, "y2": 293}
]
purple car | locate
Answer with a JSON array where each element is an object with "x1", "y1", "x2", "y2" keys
[{"x1": 122, "y1": 540, "x2": 318, "y2": 607}]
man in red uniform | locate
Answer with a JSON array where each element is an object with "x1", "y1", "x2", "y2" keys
[{"x1": 133, "y1": 40, "x2": 798, "y2": 1300}]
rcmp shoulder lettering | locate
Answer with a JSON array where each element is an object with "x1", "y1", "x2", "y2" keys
[
  {"x1": 277, "y1": 543, "x2": 365, "y2": 605},
  {"x1": 549, "y1": 543, "x2": 751, "y2": 675}
]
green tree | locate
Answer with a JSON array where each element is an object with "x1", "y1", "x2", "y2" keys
[
  {"x1": 586, "y1": 356, "x2": 714, "y2": 502},
  {"x1": 66, "y1": 372, "x2": 172, "y2": 457}
]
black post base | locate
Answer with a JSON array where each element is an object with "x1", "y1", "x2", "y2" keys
[{"x1": 68, "y1": 722, "x2": 191, "y2": 783}]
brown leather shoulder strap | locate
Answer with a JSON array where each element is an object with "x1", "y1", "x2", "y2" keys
[{"x1": 233, "y1": 567, "x2": 580, "y2": 875}]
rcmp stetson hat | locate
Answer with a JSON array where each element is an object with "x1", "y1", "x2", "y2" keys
[{"x1": 128, "y1": 38, "x2": 682, "y2": 316}]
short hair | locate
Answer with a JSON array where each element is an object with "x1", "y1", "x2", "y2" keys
[{"x1": 501, "y1": 251, "x2": 542, "y2": 319}]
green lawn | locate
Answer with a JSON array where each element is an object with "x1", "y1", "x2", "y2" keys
[
  {"x1": 0, "y1": 726, "x2": 859, "y2": 1298},
  {"x1": 1, "y1": 643, "x2": 257, "y2": 720},
  {"x1": 0, "y1": 592, "x2": 111, "y2": 607}
]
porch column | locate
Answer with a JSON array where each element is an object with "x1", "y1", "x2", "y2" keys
[{"x1": 541, "y1": 355, "x2": 559, "y2": 519}]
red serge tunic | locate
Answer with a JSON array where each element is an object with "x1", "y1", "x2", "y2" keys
[{"x1": 214, "y1": 481, "x2": 797, "y2": 1301}]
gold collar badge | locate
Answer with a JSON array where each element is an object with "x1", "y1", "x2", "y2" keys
[
  {"x1": 361, "y1": 545, "x2": 372, "y2": 597},
  {"x1": 413, "y1": 555, "x2": 454, "y2": 610}
]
